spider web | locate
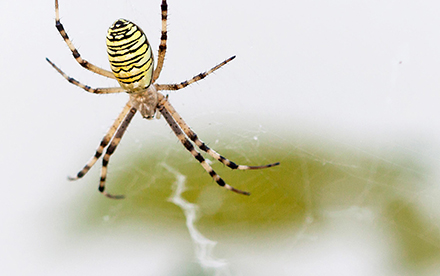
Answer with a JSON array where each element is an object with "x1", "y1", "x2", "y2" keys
[{"x1": 162, "y1": 162, "x2": 230, "y2": 275}]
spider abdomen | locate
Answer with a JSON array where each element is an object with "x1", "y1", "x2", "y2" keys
[{"x1": 106, "y1": 19, "x2": 154, "y2": 92}]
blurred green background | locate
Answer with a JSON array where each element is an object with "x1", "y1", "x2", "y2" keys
[{"x1": 61, "y1": 131, "x2": 439, "y2": 275}]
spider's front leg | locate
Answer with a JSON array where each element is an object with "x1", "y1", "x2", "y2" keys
[
  {"x1": 161, "y1": 99, "x2": 280, "y2": 170},
  {"x1": 157, "y1": 99, "x2": 251, "y2": 195},
  {"x1": 99, "y1": 107, "x2": 138, "y2": 199},
  {"x1": 67, "y1": 102, "x2": 136, "y2": 199},
  {"x1": 68, "y1": 102, "x2": 132, "y2": 182}
]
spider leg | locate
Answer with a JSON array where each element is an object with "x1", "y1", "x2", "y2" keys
[
  {"x1": 53, "y1": 0, "x2": 116, "y2": 79},
  {"x1": 46, "y1": 58, "x2": 125, "y2": 94},
  {"x1": 155, "y1": 56, "x2": 235, "y2": 91},
  {"x1": 158, "y1": 104, "x2": 250, "y2": 195},
  {"x1": 161, "y1": 100, "x2": 280, "y2": 170},
  {"x1": 152, "y1": 0, "x2": 168, "y2": 82},
  {"x1": 68, "y1": 101, "x2": 132, "y2": 181},
  {"x1": 99, "y1": 107, "x2": 137, "y2": 199}
]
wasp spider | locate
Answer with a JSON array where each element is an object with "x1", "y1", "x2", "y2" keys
[{"x1": 46, "y1": 0, "x2": 280, "y2": 199}]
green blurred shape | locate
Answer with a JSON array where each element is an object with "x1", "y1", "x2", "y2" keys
[{"x1": 70, "y1": 135, "x2": 440, "y2": 271}]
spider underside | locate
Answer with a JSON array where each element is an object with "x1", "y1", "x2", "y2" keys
[{"x1": 47, "y1": 0, "x2": 280, "y2": 199}]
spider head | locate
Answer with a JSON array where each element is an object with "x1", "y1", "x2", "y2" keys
[
  {"x1": 106, "y1": 19, "x2": 154, "y2": 92},
  {"x1": 129, "y1": 85, "x2": 159, "y2": 120}
]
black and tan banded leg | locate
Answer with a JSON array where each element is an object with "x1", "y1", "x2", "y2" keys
[
  {"x1": 68, "y1": 101, "x2": 133, "y2": 181},
  {"x1": 46, "y1": 58, "x2": 125, "y2": 94},
  {"x1": 152, "y1": 0, "x2": 168, "y2": 82},
  {"x1": 99, "y1": 107, "x2": 137, "y2": 199},
  {"x1": 54, "y1": 0, "x2": 116, "y2": 79},
  {"x1": 155, "y1": 56, "x2": 236, "y2": 91},
  {"x1": 158, "y1": 104, "x2": 250, "y2": 195},
  {"x1": 161, "y1": 100, "x2": 280, "y2": 170}
]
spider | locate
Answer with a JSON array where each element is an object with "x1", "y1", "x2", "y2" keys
[{"x1": 46, "y1": 0, "x2": 280, "y2": 199}]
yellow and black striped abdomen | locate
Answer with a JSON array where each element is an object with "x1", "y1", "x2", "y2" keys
[{"x1": 106, "y1": 19, "x2": 154, "y2": 92}]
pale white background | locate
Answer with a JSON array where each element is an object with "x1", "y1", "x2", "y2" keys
[{"x1": 2, "y1": 0, "x2": 440, "y2": 275}]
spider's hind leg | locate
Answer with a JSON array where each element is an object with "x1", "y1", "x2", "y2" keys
[
  {"x1": 53, "y1": 0, "x2": 116, "y2": 79},
  {"x1": 155, "y1": 56, "x2": 236, "y2": 91},
  {"x1": 46, "y1": 58, "x2": 125, "y2": 94},
  {"x1": 152, "y1": 0, "x2": 168, "y2": 82}
]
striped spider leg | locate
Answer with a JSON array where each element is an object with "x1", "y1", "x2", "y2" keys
[
  {"x1": 156, "y1": 96, "x2": 279, "y2": 195},
  {"x1": 47, "y1": 0, "x2": 279, "y2": 198},
  {"x1": 159, "y1": 99, "x2": 280, "y2": 171},
  {"x1": 53, "y1": 0, "x2": 115, "y2": 79}
]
